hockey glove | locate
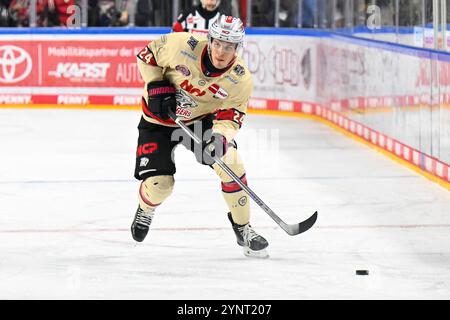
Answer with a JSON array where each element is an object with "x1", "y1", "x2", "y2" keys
[
  {"x1": 200, "y1": 133, "x2": 228, "y2": 166},
  {"x1": 147, "y1": 80, "x2": 177, "y2": 120}
]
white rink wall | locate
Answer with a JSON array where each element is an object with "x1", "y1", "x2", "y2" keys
[
  {"x1": 242, "y1": 34, "x2": 317, "y2": 104},
  {"x1": 317, "y1": 33, "x2": 450, "y2": 165}
]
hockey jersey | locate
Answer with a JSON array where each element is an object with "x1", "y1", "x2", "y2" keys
[
  {"x1": 136, "y1": 32, "x2": 253, "y2": 142},
  {"x1": 172, "y1": 5, "x2": 221, "y2": 35}
]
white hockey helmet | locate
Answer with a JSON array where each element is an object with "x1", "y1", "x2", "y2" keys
[
  {"x1": 208, "y1": 15, "x2": 245, "y2": 50},
  {"x1": 201, "y1": 0, "x2": 221, "y2": 11}
]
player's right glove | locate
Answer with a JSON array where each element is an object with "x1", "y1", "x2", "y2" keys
[{"x1": 147, "y1": 80, "x2": 177, "y2": 120}]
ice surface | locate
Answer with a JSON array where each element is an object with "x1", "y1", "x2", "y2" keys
[{"x1": 0, "y1": 108, "x2": 449, "y2": 299}]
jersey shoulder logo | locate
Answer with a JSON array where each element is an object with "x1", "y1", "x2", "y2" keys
[
  {"x1": 175, "y1": 65, "x2": 191, "y2": 76},
  {"x1": 187, "y1": 36, "x2": 199, "y2": 50},
  {"x1": 233, "y1": 64, "x2": 245, "y2": 76}
]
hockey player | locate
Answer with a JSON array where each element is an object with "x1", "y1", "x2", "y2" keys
[
  {"x1": 132, "y1": 15, "x2": 269, "y2": 258},
  {"x1": 172, "y1": 0, "x2": 223, "y2": 35}
]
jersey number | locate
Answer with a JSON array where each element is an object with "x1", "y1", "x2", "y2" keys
[
  {"x1": 137, "y1": 46, "x2": 156, "y2": 66},
  {"x1": 217, "y1": 109, "x2": 245, "y2": 128},
  {"x1": 233, "y1": 110, "x2": 245, "y2": 127}
]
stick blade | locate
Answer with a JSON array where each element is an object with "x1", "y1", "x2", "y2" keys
[{"x1": 284, "y1": 211, "x2": 318, "y2": 236}]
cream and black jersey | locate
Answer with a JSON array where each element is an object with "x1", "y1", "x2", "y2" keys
[
  {"x1": 172, "y1": 5, "x2": 221, "y2": 35},
  {"x1": 136, "y1": 32, "x2": 253, "y2": 142}
]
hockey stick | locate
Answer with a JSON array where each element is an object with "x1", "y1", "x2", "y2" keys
[{"x1": 168, "y1": 110, "x2": 318, "y2": 236}]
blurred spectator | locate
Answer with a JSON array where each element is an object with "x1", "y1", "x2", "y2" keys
[
  {"x1": 96, "y1": 0, "x2": 129, "y2": 26},
  {"x1": 133, "y1": 0, "x2": 238, "y2": 27},
  {"x1": 251, "y1": 0, "x2": 274, "y2": 26},
  {"x1": 398, "y1": 0, "x2": 422, "y2": 26},
  {"x1": 9, "y1": 0, "x2": 47, "y2": 26},
  {"x1": 46, "y1": 0, "x2": 76, "y2": 26},
  {"x1": 172, "y1": 0, "x2": 223, "y2": 34},
  {"x1": 302, "y1": 0, "x2": 316, "y2": 28},
  {"x1": 179, "y1": 0, "x2": 194, "y2": 12},
  {"x1": 135, "y1": 0, "x2": 171, "y2": 26},
  {"x1": 154, "y1": 0, "x2": 171, "y2": 26},
  {"x1": 218, "y1": 0, "x2": 235, "y2": 16},
  {"x1": 1, "y1": 0, "x2": 13, "y2": 26},
  {"x1": 334, "y1": 1, "x2": 345, "y2": 28},
  {"x1": 278, "y1": 0, "x2": 298, "y2": 27},
  {"x1": 88, "y1": 0, "x2": 99, "y2": 26},
  {"x1": 135, "y1": 0, "x2": 152, "y2": 26},
  {"x1": 376, "y1": 0, "x2": 394, "y2": 26}
]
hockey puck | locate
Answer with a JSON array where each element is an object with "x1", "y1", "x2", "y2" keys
[{"x1": 356, "y1": 270, "x2": 369, "y2": 275}]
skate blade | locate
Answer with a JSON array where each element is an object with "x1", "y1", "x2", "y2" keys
[{"x1": 243, "y1": 247, "x2": 269, "y2": 259}]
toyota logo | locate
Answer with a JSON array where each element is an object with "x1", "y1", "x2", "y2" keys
[{"x1": 0, "y1": 45, "x2": 32, "y2": 83}]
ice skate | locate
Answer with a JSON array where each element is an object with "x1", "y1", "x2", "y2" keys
[
  {"x1": 228, "y1": 212, "x2": 269, "y2": 258},
  {"x1": 131, "y1": 206, "x2": 155, "y2": 242}
]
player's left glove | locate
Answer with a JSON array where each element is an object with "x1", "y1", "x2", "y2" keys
[{"x1": 200, "y1": 133, "x2": 228, "y2": 166}]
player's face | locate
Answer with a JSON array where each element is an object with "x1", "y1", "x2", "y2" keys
[
  {"x1": 210, "y1": 39, "x2": 237, "y2": 69},
  {"x1": 203, "y1": 0, "x2": 218, "y2": 11}
]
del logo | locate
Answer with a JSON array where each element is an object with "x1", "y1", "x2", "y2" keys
[
  {"x1": 137, "y1": 143, "x2": 158, "y2": 157},
  {"x1": 180, "y1": 79, "x2": 206, "y2": 96},
  {"x1": 49, "y1": 63, "x2": 110, "y2": 79}
]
